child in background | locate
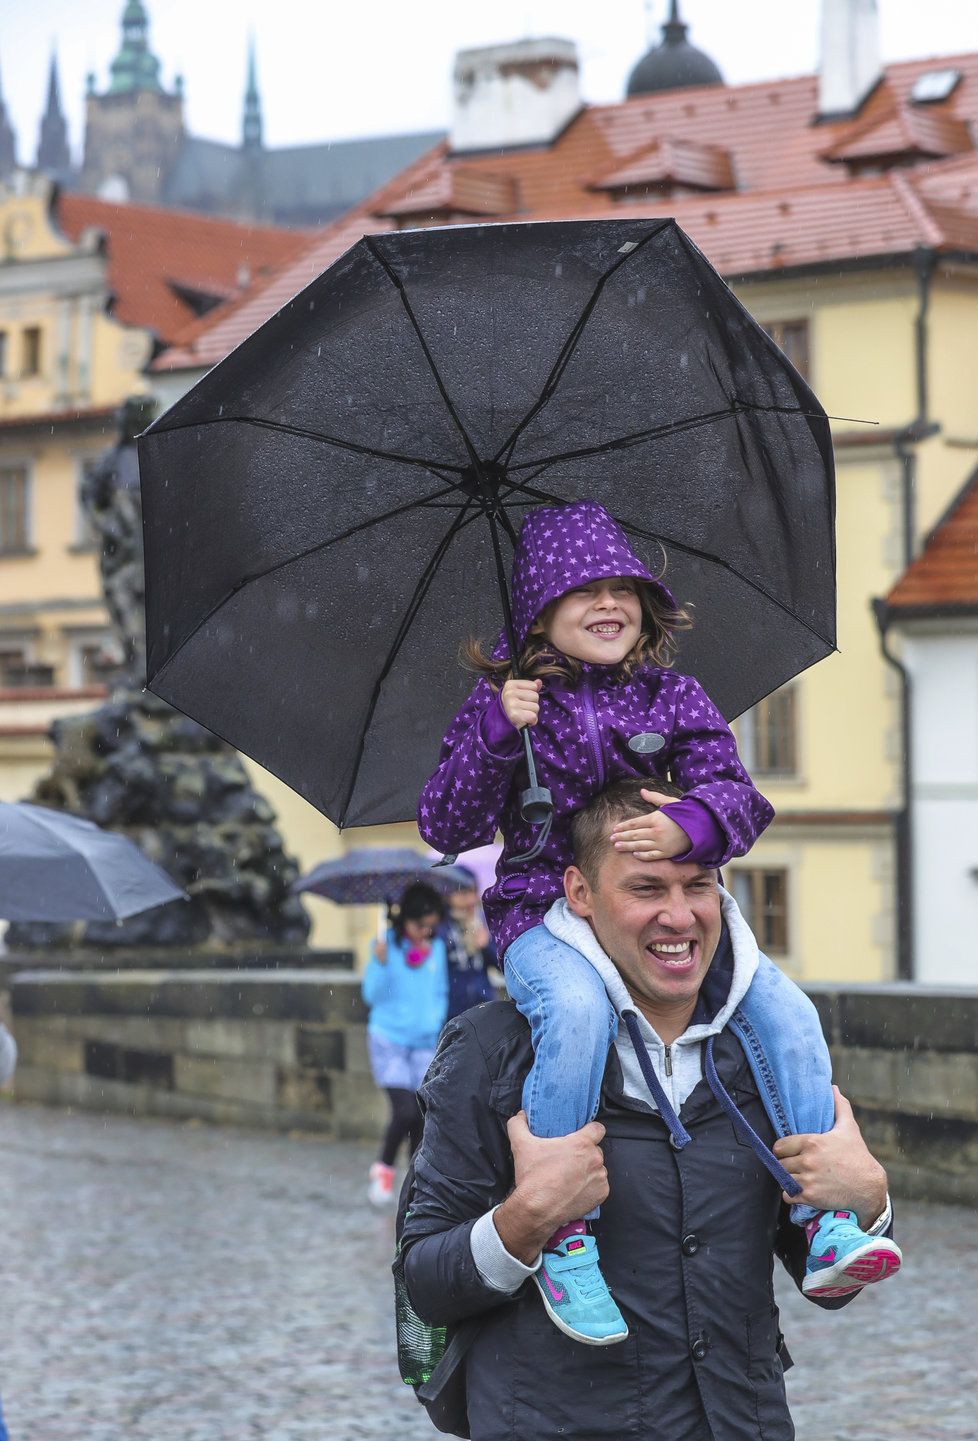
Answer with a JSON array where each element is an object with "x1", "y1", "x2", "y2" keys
[
  {"x1": 362, "y1": 882, "x2": 448, "y2": 1206},
  {"x1": 420, "y1": 500, "x2": 900, "y2": 1345}
]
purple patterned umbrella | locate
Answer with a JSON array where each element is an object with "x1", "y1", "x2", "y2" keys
[{"x1": 293, "y1": 847, "x2": 474, "y2": 906}]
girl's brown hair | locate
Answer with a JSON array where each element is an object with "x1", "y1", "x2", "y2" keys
[{"x1": 463, "y1": 578, "x2": 692, "y2": 688}]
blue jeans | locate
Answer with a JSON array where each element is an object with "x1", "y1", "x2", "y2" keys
[
  {"x1": 505, "y1": 925, "x2": 618, "y2": 1138},
  {"x1": 505, "y1": 924, "x2": 834, "y2": 1224}
]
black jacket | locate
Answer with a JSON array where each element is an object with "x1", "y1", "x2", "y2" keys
[{"x1": 402, "y1": 1001, "x2": 873, "y2": 1441}]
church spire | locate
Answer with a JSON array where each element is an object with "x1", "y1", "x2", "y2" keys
[
  {"x1": 36, "y1": 48, "x2": 71, "y2": 177},
  {"x1": 241, "y1": 36, "x2": 263, "y2": 152},
  {"x1": 109, "y1": 0, "x2": 164, "y2": 95},
  {"x1": 0, "y1": 55, "x2": 18, "y2": 178}
]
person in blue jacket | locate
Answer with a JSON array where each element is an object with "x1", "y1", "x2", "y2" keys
[
  {"x1": 443, "y1": 866, "x2": 498, "y2": 1019},
  {"x1": 362, "y1": 881, "x2": 448, "y2": 1206}
]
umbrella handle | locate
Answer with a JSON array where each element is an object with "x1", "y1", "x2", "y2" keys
[{"x1": 484, "y1": 508, "x2": 555, "y2": 835}]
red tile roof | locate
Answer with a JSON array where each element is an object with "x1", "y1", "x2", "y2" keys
[
  {"x1": 155, "y1": 51, "x2": 978, "y2": 374},
  {"x1": 886, "y1": 471, "x2": 978, "y2": 611},
  {"x1": 377, "y1": 166, "x2": 520, "y2": 219},
  {"x1": 56, "y1": 194, "x2": 311, "y2": 344},
  {"x1": 591, "y1": 137, "x2": 735, "y2": 194},
  {"x1": 821, "y1": 106, "x2": 973, "y2": 165}
]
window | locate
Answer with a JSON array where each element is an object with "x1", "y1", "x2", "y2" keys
[
  {"x1": 21, "y1": 326, "x2": 42, "y2": 378},
  {"x1": 737, "y1": 686, "x2": 798, "y2": 776},
  {"x1": 0, "y1": 330, "x2": 7, "y2": 377},
  {"x1": 66, "y1": 630, "x2": 122, "y2": 688},
  {"x1": 0, "y1": 645, "x2": 29, "y2": 685},
  {"x1": 728, "y1": 868, "x2": 789, "y2": 955},
  {"x1": 0, "y1": 465, "x2": 31, "y2": 552},
  {"x1": 764, "y1": 319, "x2": 809, "y2": 382}
]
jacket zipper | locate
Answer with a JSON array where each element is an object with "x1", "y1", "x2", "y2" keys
[
  {"x1": 581, "y1": 676, "x2": 606, "y2": 790},
  {"x1": 664, "y1": 1045, "x2": 673, "y2": 1077}
]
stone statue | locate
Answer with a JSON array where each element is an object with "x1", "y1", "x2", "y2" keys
[
  {"x1": 79, "y1": 394, "x2": 153, "y2": 686},
  {"x1": 7, "y1": 397, "x2": 311, "y2": 950}
]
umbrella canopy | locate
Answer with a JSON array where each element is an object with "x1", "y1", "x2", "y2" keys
[
  {"x1": 293, "y1": 847, "x2": 476, "y2": 905},
  {"x1": 0, "y1": 802, "x2": 186, "y2": 923},
  {"x1": 139, "y1": 218, "x2": 835, "y2": 829}
]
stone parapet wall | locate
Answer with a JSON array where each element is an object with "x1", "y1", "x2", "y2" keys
[
  {"x1": 7, "y1": 973, "x2": 978, "y2": 1204},
  {"x1": 8, "y1": 969, "x2": 384, "y2": 1138},
  {"x1": 806, "y1": 983, "x2": 978, "y2": 1206}
]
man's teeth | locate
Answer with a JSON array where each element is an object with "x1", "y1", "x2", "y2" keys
[{"x1": 654, "y1": 943, "x2": 690, "y2": 954}]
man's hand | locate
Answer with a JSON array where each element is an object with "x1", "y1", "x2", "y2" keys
[
  {"x1": 610, "y1": 788, "x2": 691, "y2": 860},
  {"x1": 493, "y1": 1111, "x2": 609, "y2": 1264},
  {"x1": 500, "y1": 678, "x2": 542, "y2": 730},
  {"x1": 774, "y1": 1086, "x2": 888, "y2": 1229}
]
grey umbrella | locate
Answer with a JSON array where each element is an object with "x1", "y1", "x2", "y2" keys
[
  {"x1": 293, "y1": 847, "x2": 475, "y2": 906},
  {"x1": 0, "y1": 802, "x2": 186, "y2": 923}
]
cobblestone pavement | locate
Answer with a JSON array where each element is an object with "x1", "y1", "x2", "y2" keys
[{"x1": 0, "y1": 1102, "x2": 974, "y2": 1441}]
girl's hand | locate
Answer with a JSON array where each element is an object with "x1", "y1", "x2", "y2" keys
[
  {"x1": 372, "y1": 937, "x2": 388, "y2": 963},
  {"x1": 500, "y1": 678, "x2": 542, "y2": 730},
  {"x1": 610, "y1": 788, "x2": 691, "y2": 861}
]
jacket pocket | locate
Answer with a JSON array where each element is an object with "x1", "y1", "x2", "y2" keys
[
  {"x1": 746, "y1": 1305, "x2": 790, "y2": 1441},
  {"x1": 496, "y1": 872, "x2": 529, "y2": 900},
  {"x1": 488, "y1": 1079, "x2": 523, "y2": 1120}
]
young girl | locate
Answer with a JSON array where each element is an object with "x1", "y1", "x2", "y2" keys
[
  {"x1": 362, "y1": 881, "x2": 448, "y2": 1207},
  {"x1": 419, "y1": 500, "x2": 899, "y2": 1344}
]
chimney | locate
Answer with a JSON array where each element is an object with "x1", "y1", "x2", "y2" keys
[
  {"x1": 451, "y1": 37, "x2": 580, "y2": 154},
  {"x1": 818, "y1": 0, "x2": 882, "y2": 118}
]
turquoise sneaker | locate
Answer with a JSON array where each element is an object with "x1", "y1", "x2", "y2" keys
[
  {"x1": 802, "y1": 1210, "x2": 902, "y2": 1297},
  {"x1": 533, "y1": 1233, "x2": 629, "y2": 1345}
]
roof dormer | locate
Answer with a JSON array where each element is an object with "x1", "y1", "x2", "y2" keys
[{"x1": 590, "y1": 137, "x2": 734, "y2": 201}]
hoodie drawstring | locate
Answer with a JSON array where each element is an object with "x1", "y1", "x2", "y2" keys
[
  {"x1": 623, "y1": 1012, "x2": 691, "y2": 1149},
  {"x1": 703, "y1": 1036, "x2": 801, "y2": 1197},
  {"x1": 622, "y1": 1017, "x2": 801, "y2": 1198}
]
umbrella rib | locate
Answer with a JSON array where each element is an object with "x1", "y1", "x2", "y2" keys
[
  {"x1": 505, "y1": 403, "x2": 751, "y2": 471},
  {"x1": 364, "y1": 237, "x2": 483, "y2": 471},
  {"x1": 147, "y1": 413, "x2": 467, "y2": 476},
  {"x1": 504, "y1": 398, "x2": 832, "y2": 473},
  {"x1": 337, "y1": 498, "x2": 478, "y2": 827},
  {"x1": 492, "y1": 221, "x2": 673, "y2": 469},
  {"x1": 147, "y1": 482, "x2": 466, "y2": 688}
]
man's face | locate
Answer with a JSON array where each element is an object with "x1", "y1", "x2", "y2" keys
[
  {"x1": 564, "y1": 848, "x2": 721, "y2": 1021},
  {"x1": 449, "y1": 887, "x2": 478, "y2": 919}
]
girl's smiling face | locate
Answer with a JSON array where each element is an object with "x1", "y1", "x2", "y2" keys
[{"x1": 539, "y1": 577, "x2": 643, "y2": 665}]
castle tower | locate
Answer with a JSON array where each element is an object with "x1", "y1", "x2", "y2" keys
[
  {"x1": 80, "y1": 0, "x2": 184, "y2": 203},
  {"x1": 0, "y1": 55, "x2": 17, "y2": 179},
  {"x1": 36, "y1": 51, "x2": 72, "y2": 179}
]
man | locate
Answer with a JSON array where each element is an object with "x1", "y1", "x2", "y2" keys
[
  {"x1": 401, "y1": 778, "x2": 893, "y2": 1441},
  {"x1": 441, "y1": 866, "x2": 498, "y2": 1020}
]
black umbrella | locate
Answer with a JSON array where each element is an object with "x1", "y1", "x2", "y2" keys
[
  {"x1": 294, "y1": 847, "x2": 478, "y2": 905},
  {"x1": 138, "y1": 218, "x2": 835, "y2": 829},
  {"x1": 0, "y1": 802, "x2": 186, "y2": 923}
]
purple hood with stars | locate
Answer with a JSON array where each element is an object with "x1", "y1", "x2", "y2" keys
[
  {"x1": 509, "y1": 501, "x2": 675, "y2": 649},
  {"x1": 419, "y1": 501, "x2": 773, "y2": 955}
]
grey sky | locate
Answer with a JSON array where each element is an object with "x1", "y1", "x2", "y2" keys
[{"x1": 1, "y1": 1, "x2": 975, "y2": 162}]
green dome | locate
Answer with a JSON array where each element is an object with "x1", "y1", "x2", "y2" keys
[{"x1": 108, "y1": 0, "x2": 164, "y2": 95}]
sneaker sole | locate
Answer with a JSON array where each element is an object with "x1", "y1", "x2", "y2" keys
[
  {"x1": 532, "y1": 1274, "x2": 629, "y2": 1346},
  {"x1": 803, "y1": 1239, "x2": 902, "y2": 1297}
]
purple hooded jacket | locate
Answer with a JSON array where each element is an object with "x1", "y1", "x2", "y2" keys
[{"x1": 418, "y1": 502, "x2": 774, "y2": 956}]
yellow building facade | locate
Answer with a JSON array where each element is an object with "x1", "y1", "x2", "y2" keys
[
  {"x1": 725, "y1": 265, "x2": 978, "y2": 982},
  {"x1": 0, "y1": 172, "x2": 142, "y2": 827}
]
